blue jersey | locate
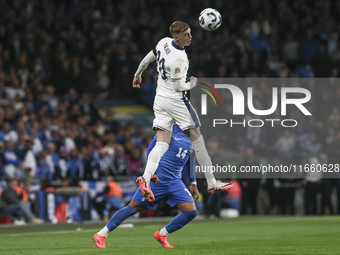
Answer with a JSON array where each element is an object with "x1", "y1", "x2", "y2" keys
[
  {"x1": 146, "y1": 124, "x2": 196, "y2": 183},
  {"x1": 133, "y1": 124, "x2": 196, "y2": 208}
]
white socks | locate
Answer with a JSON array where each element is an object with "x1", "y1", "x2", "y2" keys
[
  {"x1": 143, "y1": 142, "x2": 169, "y2": 181},
  {"x1": 159, "y1": 227, "x2": 169, "y2": 236},
  {"x1": 192, "y1": 135, "x2": 217, "y2": 186},
  {"x1": 97, "y1": 226, "x2": 109, "y2": 237}
]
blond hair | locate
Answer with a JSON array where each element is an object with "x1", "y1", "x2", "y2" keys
[{"x1": 169, "y1": 21, "x2": 190, "y2": 36}]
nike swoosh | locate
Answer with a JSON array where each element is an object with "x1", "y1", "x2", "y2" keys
[{"x1": 174, "y1": 137, "x2": 182, "y2": 140}]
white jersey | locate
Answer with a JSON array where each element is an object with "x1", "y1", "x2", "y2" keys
[{"x1": 155, "y1": 37, "x2": 189, "y2": 99}]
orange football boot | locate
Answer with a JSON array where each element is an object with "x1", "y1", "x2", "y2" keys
[
  {"x1": 136, "y1": 176, "x2": 155, "y2": 202},
  {"x1": 154, "y1": 230, "x2": 174, "y2": 248},
  {"x1": 93, "y1": 233, "x2": 107, "y2": 248}
]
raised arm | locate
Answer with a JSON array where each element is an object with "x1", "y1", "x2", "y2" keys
[{"x1": 133, "y1": 49, "x2": 157, "y2": 89}]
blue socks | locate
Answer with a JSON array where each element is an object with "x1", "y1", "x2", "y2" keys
[
  {"x1": 106, "y1": 205, "x2": 138, "y2": 231},
  {"x1": 105, "y1": 206, "x2": 197, "y2": 234},
  {"x1": 165, "y1": 210, "x2": 197, "y2": 233}
]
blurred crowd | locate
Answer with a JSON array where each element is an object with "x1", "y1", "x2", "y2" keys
[
  {"x1": 0, "y1": 0, "x2": 340, "y2": 221},
  {"x1": 0, "y1": 94, "x2": 149, "y2": 181}
]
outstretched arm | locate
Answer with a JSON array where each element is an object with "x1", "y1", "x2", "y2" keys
[{"x1": 133, "y1": 49, "x2": 157, "y2": 89}]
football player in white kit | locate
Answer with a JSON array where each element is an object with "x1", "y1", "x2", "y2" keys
[{"x1": 132, "y1": 21, "x2": 232, "y2": 201}]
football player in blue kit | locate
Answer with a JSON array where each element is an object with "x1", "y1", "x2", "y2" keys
[{"x1": 93, "y1": 123, "x2": 199, "y2": 249}]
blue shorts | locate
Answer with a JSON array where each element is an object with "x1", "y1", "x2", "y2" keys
[{"x1": 132, "y1": 179, "x2": 194, "y2": 208}]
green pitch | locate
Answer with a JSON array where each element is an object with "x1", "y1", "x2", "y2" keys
[{"x1": 0, "y1": 216, "x2": 339, "y2": 255}]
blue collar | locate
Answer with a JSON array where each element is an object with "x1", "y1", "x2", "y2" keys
[{"x1": 172, "y1": 40, "x2": 184, "y2": 51}]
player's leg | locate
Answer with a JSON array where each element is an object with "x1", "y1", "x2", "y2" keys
[
  {"x1": 142, "y1": 128, "x2": 171, "y2": 182},
  {"x1": 138, "y1": 96, "x2": 173, "y2": 201},
  {"x1": 186, "y1": 127, "x2": 233, "y2": 193},
  {"x1": 185, "y1": 127, "x2": 216, "y2": 186},
  {"x1": 166, "y1": 96, "x2": 216, "y2": 186},
  {"x1": 172, "y1": 97, "x2": 232, "y2": 193},
  {"x1": 137, "y1": 129, "x2": 171, "y2": 201},
  {"x1": 155, "y1": 203, "x2": 197, "y2": 248},
  {"x1": 98, "y1": 200, "x2": 143, "y2": 237},
  {"x1": 160, "y1": 202, "x2": 197, "y2": 234},
  {"x1": 154, "y1": 181, "x2": 197, "y2": 248},
  {"x1": 94, "y1": 182, "x2": 168, "y2": 248},
  {"x1": 94, "y1": 200, "x2": 143, "y2": 248}
]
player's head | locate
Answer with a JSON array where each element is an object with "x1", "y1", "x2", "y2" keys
[{"x1": 170, "y1": 21, "x2": 192, "y2": 48}]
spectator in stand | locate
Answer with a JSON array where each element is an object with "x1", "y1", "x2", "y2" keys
[
  {"x1": 62, "y1": 128, "x2": 76, "y2": 153},
  {"x1": 238, "y1": 148, "x2": 261, "y2": 215},
  {"x1": 304, "y1": 155, "x2": 322, "y2": 215},
  {"x1": 112, "y1": 144, "x2": 128, "y2": 177},
  {"x1": 133, "y1": 126, "x2": 146, "y2": 149},
  {"x1": 81, "y1": 146, "x2": 100, "y2": 180},
  {"x1": 319, "y1": 153, "x2": 335, "y2": 215},
  {"x1": 274, "y1": 130, "x2": 296, "y2": 164},
  {"x1": 98, "y1": 147, "x2": 113, "y2": 179},
  {"x1": 45, "y1": 143, "x2": 60, "y2": 178},
  {"x1": 222, "y1": 180, "x2": 242, "y2": 215},
  {"x1": 2, "y1": 122, "x2": 18, "y2": 143},
  {"x1": 2, "y1": 135, "x2": 21, "y2": 178},
  {"x1": 277, "y1": 177, "x2": 301, "y2": 215},
  {"x1": 103, "y1": 176, "x2": 124, "y2": 219},
  {"x1": 103, "y1": 109, "x2": 120, "y2": 134},
  {"x1": 56, "y1": 146, "x2": 69, "y2": 181},
  {"x1": 75, "y1": 130, "x2": 89, "y2": 150},
  {"x1": 21, "y1": 136, "x2": 37, "y2": 177},
  {"x1": 300, "y1": 133, "x2": 322, "y2": 164},
  {"x1": 93, "y1": 176, "x2": 124, "y2": 221},
  {"x1": 198, "y1": 136, "x2": 225, "y2": 218},
  {"x1": 300, "y1": 29, "x2": 320, "y2": 64},
  {"x1": 29, "y1": 126, "x2": 44, "y2": 156},
  {"x1": 1, "y1": 179, "x2": 43, "y2": 224},
  {"x1": 36, "y1": 151, "x2": 53, "y2": 182},
  {"x1": 47, "y1": 125, "x2": 63, "y2": 148},
  {"x1": 0, "y1": 141, "x2": 4, "y2": 176},
  {"x1": 67, "y1": 148, "x2": 84, "y2": 180},
  {"x1": 15, "y1": 132, "x2": 26, "y2": 161},
  {"x1": 126, "y1": 148, "x2": 144, "y2": 177}
]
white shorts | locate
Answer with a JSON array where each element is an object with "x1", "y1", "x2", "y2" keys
[{"x1": 153, "y1": 95, "x2": 201, "y2": 133}]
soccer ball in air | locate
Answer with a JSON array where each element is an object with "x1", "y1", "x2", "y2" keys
[{"x1": 198, "y1": 8, "x2": 222, "y2": 31}]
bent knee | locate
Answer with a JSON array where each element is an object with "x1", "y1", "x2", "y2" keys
[
  {"x1": 186, "y1": 128, "x2": 201, "y2": 141},
  {"x1": 185, "y1": 210, "x2": 198, "y2": 220},
  {"x1": 129, "y1": 200, "x2": 144, "y2": 212}
]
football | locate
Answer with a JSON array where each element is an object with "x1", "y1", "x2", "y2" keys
[{"x1": 198, "y1": 8, "x2": 222, "y2": 31}]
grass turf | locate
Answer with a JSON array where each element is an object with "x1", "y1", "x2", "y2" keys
[{"x1": 0, "y1": 216, "x2": 339, "y2": 255}]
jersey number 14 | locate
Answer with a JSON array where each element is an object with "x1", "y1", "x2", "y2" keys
[{"x1": 176, "y1": 148, "x2": 188, "y2": 159}]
